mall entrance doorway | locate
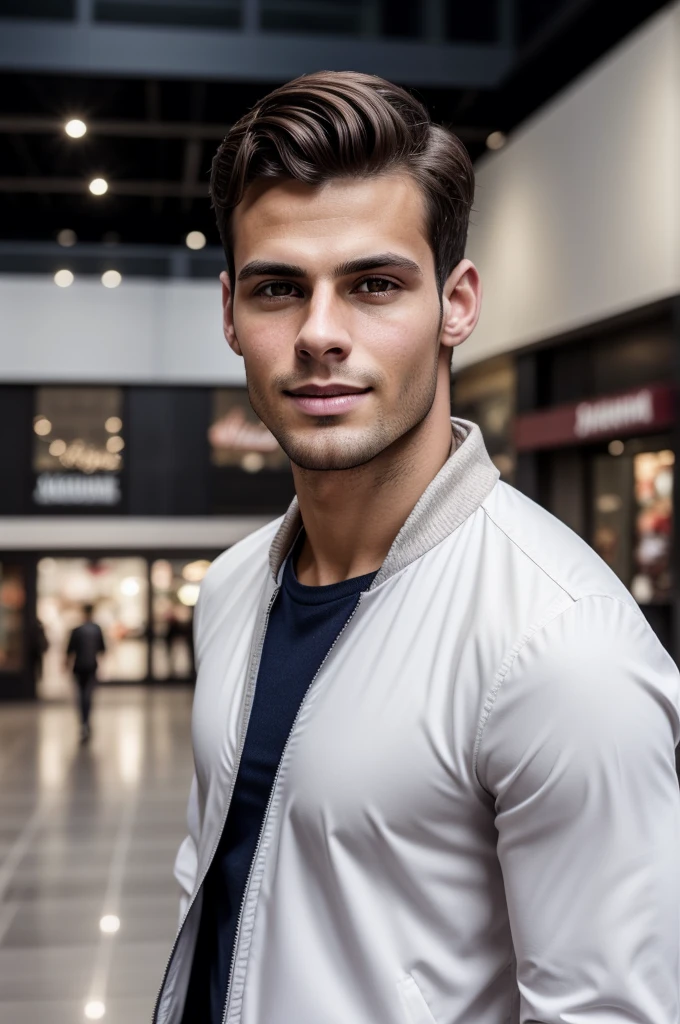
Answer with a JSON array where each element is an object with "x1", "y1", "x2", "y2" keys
[{"x1": 32, "y1": 551, "x2": 216, "y2": 700}]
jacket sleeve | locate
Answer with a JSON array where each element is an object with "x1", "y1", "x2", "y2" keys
[
  {"x1": 476, "y1": 594, "x2": 680, "y2": 1024},
  {"x1": 173, "y1": 772, "x2": 202, "y2": 925}
]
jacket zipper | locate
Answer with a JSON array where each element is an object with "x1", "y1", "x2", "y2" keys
[
  {"x1": 222, "y1": 594, "x2": 364, "y2": 1024},
  {"x1": 151, "y1": 586, "x2": 280, "y2": 1024}
]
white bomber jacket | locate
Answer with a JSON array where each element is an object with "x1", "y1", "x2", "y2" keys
[{"x1": 156, "y1": 418, "x2": 680, "y2": 1024}]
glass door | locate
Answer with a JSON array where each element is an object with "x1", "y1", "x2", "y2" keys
[
  {"x1": 150, "y1": 558, "x2": 211, "y2": 681},
  {"x1": 37, "y1": 556, "x2": 149, "y2": 699}
]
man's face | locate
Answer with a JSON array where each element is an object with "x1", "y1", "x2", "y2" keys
[{"x1": 226, "y1": 173, "x2": 446, "y2": 471}]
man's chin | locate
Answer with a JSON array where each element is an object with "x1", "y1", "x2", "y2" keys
[{"x1": 280, "y1": 429, "x2": 389, "y2": 473}]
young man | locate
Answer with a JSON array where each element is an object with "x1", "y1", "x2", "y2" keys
[{"x1": 155, "y1": 72, "x2": 680, "y2": 1024}]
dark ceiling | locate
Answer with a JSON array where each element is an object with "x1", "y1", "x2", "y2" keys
[{"x1": 0, "y1": 0, "x2": 670, "y2": 248}]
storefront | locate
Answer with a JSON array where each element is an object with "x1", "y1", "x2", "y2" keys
[
  {"x1": 511, "y1": 302, "x2": 678, "y2": 657},
  {"x1": 0, "y1": 382, "x2": 294, "y2": 700}
]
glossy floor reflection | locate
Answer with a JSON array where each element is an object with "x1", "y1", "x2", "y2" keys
[{"x1": 0, "y1": 686, "x2": 194, "y2": 1023}]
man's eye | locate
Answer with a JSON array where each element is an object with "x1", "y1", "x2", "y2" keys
[
  {"x1": 258, "y1": 282, "x2": 300, "y2": 298},
  {"x1": 356, "y1": 278, "x2": 397, "y2": 294}
]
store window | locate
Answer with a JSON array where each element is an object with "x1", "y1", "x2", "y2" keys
[
  {"x1": 151, "y1": 558, "x2": 211, "y2": 680},
  {"x1": 0, "y1": 562, "x2": 26, "y2": 674},
  {"x1": 209, "y1": 388, "x2": 294, "y2": 514},
  {"x1": 632, "y1": 450, "x2": 673, "y2": 604},
  {"x1": 452, "y1": 355, "x2": 516, "y2": 483},
  {"x1": 37, "y1": 557, "x2": 148, "y2": 698},
  {"x1": 591, "y1": 443, "x2": 674, "y2": 605},
  {"x1": 209, "y1": 389, "x2": 288, "y2": 472},
  {"x1": 33, "y1": 387, "x2": 124, "y2": 507}
]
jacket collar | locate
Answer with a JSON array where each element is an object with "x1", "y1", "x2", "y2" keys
[{"x1": 268, "y1": 417, "x2": 500, "y2": 588}]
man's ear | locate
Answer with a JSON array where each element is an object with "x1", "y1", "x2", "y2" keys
[
  {"x1": 439, "y1": 259, "x2": 482, "y2": 354},
  {"x1": 220, "y1": 270, "x2": 242, "y2": 357}
]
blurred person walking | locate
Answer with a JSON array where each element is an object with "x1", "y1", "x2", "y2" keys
[
  {"x1": 156, "y1": 72, "x2": 680, "y2": 1024},
  {"x1": 65, "y1": 603, "x2": 105, "y2": 743}
]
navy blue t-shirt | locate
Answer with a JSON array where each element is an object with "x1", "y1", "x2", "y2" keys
[{"x1": 182, "y1": 540, "x2": 377, "y2": 1023}]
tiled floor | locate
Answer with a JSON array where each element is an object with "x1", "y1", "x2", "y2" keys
[{"x1": 0, "y1": 685, "x2": 195, "y2": 1024}]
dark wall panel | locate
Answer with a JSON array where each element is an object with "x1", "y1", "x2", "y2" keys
[
  {"x1": 127, "y1": 387, "x2": 211, "y2": 515},
  {"x1": 0, "y1": 385, "x2": 33, "y2": 514}
]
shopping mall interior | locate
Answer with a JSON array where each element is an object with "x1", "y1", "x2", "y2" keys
[{"x1": 0, "y1": 1, "x2": 679, "y2": 1020}]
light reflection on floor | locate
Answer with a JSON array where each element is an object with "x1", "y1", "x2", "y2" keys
[{"x1": 0, "y1": 686, "x2": 194, "y2": 1023}]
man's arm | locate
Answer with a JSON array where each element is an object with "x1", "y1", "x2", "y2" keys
[
  {"x1": 64, "y1": 628, "x2": 76, "y2": 672},
  {"x1": 476, "y1": 594, "x2": 680, "y2": 1024}
]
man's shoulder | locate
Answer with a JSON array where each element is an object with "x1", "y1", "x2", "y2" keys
[
  {"x1": 200, "y1": 515, "x2": 284, "y2": 601},
  {"x1": 480, "y1": 479, "x2": 638, "y2": 610}
]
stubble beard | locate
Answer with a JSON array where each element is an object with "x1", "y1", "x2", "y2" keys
[{"x1": 244, "y1": 356, "x2": 440, "y2": 473}]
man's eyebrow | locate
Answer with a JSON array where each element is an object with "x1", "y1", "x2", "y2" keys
[
  {"x1": 237, "y1": 260, "x2": 306, "y2": 281},
  {"x1": 333, "y1": 253, "x2": 423, "y2": 278},
  {"x1": 236, "y1": 252, "x2": 423, "y2": 283}
]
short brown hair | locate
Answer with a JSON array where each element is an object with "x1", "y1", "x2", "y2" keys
[{"x1": 210, "y1": 71, "x2": 475, "y2": 292}]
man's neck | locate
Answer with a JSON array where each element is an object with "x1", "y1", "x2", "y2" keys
[{"x1": 293, "y1": 397, "x2": 454, "y2": 587}]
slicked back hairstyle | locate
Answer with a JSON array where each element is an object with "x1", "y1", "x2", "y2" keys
[{"x1": 210, "y1": 71, "x2": 475, "y2": 293}]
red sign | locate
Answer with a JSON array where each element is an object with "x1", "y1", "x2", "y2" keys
[{"x1": 514, "y1": 383, "x2": 675, "y2": 452}]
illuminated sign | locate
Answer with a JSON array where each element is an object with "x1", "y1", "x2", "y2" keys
[
  {"x1": 33, "y1": 473, "x2": 121, "y2": 506},
  {"x1": 574, "y1": 390, "x2": 655, "y2": 438},
  {"x1": 515, "y1": 384, "x2": 675, "y2": 452}
]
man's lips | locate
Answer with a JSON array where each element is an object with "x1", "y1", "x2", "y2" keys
[{"x1": 283, "y1": 383, "x2": 372, "y2": 415}]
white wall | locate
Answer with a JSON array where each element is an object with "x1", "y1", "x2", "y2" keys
[
  {"x1": 459, "y1": 1, "x2": 680, "y2": 370},
  {"x1": 0, "y1": 276, "x2": 246, "y2": 384}
]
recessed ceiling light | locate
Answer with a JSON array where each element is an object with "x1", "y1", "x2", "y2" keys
[
  {"x1": 101, "y1": 270, "x2": 122, "y2": 288},
  {"x1": 54, "y1": 269, "x2": 74, "y2": 288},
  {"x1": 486, "y1": 131, "x2": 507, "y2": 151},
  {"x1": 65, "y1": 119, "x2": 87, "y2": 138},
  {"x1": 89, "y1": 178, "x2": 109, "y2": 196},
  {"x1": 57, "y1": 228, "x2": 77, "y2": 247},
  {"x1": 185, "y1": 230, "x2": 207, "y2": 250},
  {"x1": 99, "y1": 915, "x2": 121, "y2": 934},
  {"x1": 84, "y1": 1001, "x2": 106, "y2": 1020}
]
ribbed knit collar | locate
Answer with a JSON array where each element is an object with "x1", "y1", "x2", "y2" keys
[{"x1": 268, "y1": 418, "x2": 500, "y2": 588}]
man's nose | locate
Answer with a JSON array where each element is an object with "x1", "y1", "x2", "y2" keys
[{"x1": 294, "y1": 290, "x2": 352, "y2": 364}]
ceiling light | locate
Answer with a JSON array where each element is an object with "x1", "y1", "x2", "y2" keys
[
  {"x1": 105, "y1": 416, "x2": 122, "y2": 434},
  {"x1": 486, "y1": 131, "x2": 507, "y2": 151},
  {"x1": 57, "y1": 228, "x2": 77, "y2": 247},
  {"x1": 65, "y1": 119, "x2": 87, "y2": 138},
  {"x1": 101, "y1": 270, "x2": 121, "y2": 288},
  {"x1": 84, "y1": 1002, "x2": 106, "y2": 1020},
  {"x1": 54, "y1": 269, "x2": 74, "y2": 288},
  {"x1": 99, "y1": 915, "x2": 120, "y2": 934},
  {"x1": 185, "y1": 230, "x2": 207, "y2": 251},
  {"x1": 89, "y1": 178, "x2": 108, "y2": 196}
]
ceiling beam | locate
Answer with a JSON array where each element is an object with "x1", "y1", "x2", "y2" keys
[
  {"x1": 0, "y1": 115, "x2": 492, "y2": 143},
  {"x1": 0, "y1": 116, "x2": 230, "y2": 140},
  {"x1": 0, "y1": 20, "x2": 513, "y2": 88},
  {"x1": 0, "y1": 178, "x2": 209, "y2": 198}
]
